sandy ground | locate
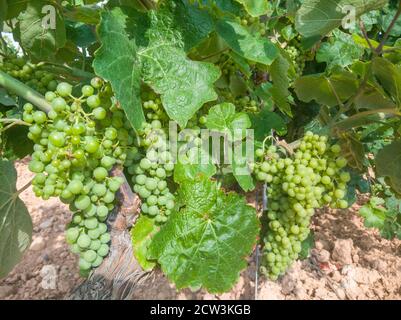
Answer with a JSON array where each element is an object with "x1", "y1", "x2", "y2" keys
[{"x1": 0, "y1": 159, "x2": 400, "y2": 300}]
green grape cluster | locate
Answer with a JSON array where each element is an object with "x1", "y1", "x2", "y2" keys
[
  {"x1": 285, "y1": 45, "x2": 306, "y2": 78},
  {"x1": 125, "y1": 99, "x2": 175, "y2": 224},
  {"x1": 24, "y1": 78, "x2": 132, "y2": 273},
  {"x1": 236, "y1": 15, "x2": 267, "y2": 36},
  {"x1": 0, "y1": 55, "x2": 57, "y2": 94},
  {"x1": 218, "y1": 54, "x2": 237, "y2": 78},
  {"x1": 254, "y1": 132, "x2": 351, "y2": 280},
  {"x1": 236, "y1": 96, "x2": 259, "y2": 113}
]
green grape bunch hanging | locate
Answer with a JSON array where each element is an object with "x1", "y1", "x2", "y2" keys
[
  {"x1": 254, "y1": 132, "x2": 351, "y2": 279},
  {"x1": 23, "y1": 78, "x2": 136, "y2": 274},
  {"x1": 125, "y1": 97, "x2": 176, "y2": 225},
  {"x1": 0, "y1": 55, "x2": 58, "y2": 94}
]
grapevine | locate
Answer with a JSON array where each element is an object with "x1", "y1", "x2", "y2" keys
[
  {"x1": 24, "y1": 79, "x2": 128, "y2": 274},
  {"x1": 0, "y1": 0, "x2": 400, "y2": 299},
  {"x1": 254, "y1": 132, "x2": 350, "y2": 279}
]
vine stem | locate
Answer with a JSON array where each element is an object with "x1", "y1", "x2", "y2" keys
[
  {"x1": 0, "y1": 70, "x2": 52, "y2": 113},
  {"x1": 376, "y1": 1, "x2": 401, "y2": 54},
  {"x1": 0, "y1": 118, "x2": 31, "y2": 126},
  {"x1": 17, "y1": 180, "x2": 32, "y2": 196}
]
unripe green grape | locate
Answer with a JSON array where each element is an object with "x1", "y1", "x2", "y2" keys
[
  {"x1": 77, "y1": 234, "x2": 91, "y2": 249},
  {"x1": 90, "y1": 240, "x2": 101, "y2": 251},
  {"x1": 29, "y1": 160, "x2": 45, "y2": 173},
  {"x1": 91, "y1": 255, "x2": 103, "y2": 268},
  {"x1": 97, "y1": 205, "x2": 109, "y2": 219},
  {"x1": 97, "y1": 244, "x2": 109, "y2": 257},
  {"x1": 84, "y1": 217, "x2": 99, "y2": 230},
  {"x1": 82, "y1": 85, "x2": 94, "y2": 97},
  {"x1": 93, "y1": 107, "x2": 107, "y2": 120},
  {"x1": 87, "y1": 95, "x2": 101, "y2": 108},
  {"x1": 66, "y1": 228, "x2": 80, "y2": 244},
  {"x1": 102, "y1": 191, "x2": 115, "y2": 204},
  {"x1": 56, "y1": 82, "x2": 73, "y2": 97},
  {"x1": 75, "y1": 195, "x2": 91, "y2": 210},
  {"x1": 79, "y1": 258, "x2": 92, "y2": 270},
  {"x1": 51, "y1": 97, "x2": 67, "y2": 112},
  {"x1": 93, "y1": 167, "x2": 108, "y2": 181},
  {"x1": 68, "y1": 180, "x2": 83, "y2": 194}
]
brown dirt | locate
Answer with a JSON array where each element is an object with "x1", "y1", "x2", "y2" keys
[{"x1": 1, "y1": 159, "x2": 400, "y2": 300}]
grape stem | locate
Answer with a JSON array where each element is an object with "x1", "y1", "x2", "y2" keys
[
  {"x1": 0, "y1": 70, "x2": 52, "y2": 113},
  {"x1": 17, "y1": 180, "x2": 32, "y2": 196},
  {"x1": 0, "y1": 118, "x2": 31, "y2": 126},
  {"x1": 0, "y1": 118, "x2": 31, "y2": 132}
]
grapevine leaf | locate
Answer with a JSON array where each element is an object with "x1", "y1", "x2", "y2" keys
[
  {"x1": 170, "y1": 0, "x2": 214, "y2": 51},
  {"x1": 354, "y1": 86, "x2": 396, "y2": 110},
  {"x1": 216, "y1": 19, "x2": 279, "y2": 66},
  {"x1": 234, "y1": 0, "x2": 270, "y2": 17},
  {"x1": 5, "y1": 0, "x2": 27, "y2": 20},
  {"x1": 379, "y1": 6, "x2": 401, "y2": 37},
  {"x1": 294, "y1": 71, "x2": 358, "y2": 107},
  {"x1": 376, "y1": 141, "x2": 401, "y2": 195},
  {"x1": 359, "y1": 199, "x2": 386, "y2": 229},
  {"x1": 174, "y1": 162, "x2": 216, "y2": 184},
  {"x1": 63, "y1": 5, "x2": 101, "y2": 25},
  {"x1": 206, "y1": 102, "x2": 251, "y2": 136},
  {"x1": 131, "y1": 215, "x2": 159, "y2": 271},
  {"x1": 268, "y1": 54, "x2": 292, "y2": 116},
  {"x1": 250, "y1": 108, "x2": 287, "y2": 141},
  {"x1": 295, "y1": 0, "x2": 389, "y2": 38},
  {"x1": 93, "y1": 8, "x2": 144, "y2": 130},
  {"x1": 0, "y1": 0, "x2": 7, "y2": 28},
  {"x1": 0, "y1": 159, "x2": 32, "y2": 278},
  {"x1": 299, "y1": 232, "x2": 314, "y2": 260},
  {"x1": 140, "y1": 12, "x2": 220, "y2": 128},
  {"x1": 17, "y1": 0, "x2": 66, "y2": 60},
  {"x1": 372, "y1": 57, "x2": 401, "y2": 105},
  {"x1": 148, "y1": 175, "x2": 259, "y2": 293},
  {"x1": 197, "y1": 0, "x2": 242, "y2": 15},
  {"x1": 316, "y1": 30, "x2": 364, "y2": 69},
  {"x1": 205, "y1": 103, "x2": 253, "y2": 191},
  {"x1": 2, "y1": 126, "x2": 34, "y2": 160},
  {"x1": 232, "y1": 157, "x2": 255, "y2": 192},
  {"x1": 0, "y1": 88, "x2": 16, "y2": 106},
  {"x1": 339, "y1": 133, "x2": 366, "y2": 171}
]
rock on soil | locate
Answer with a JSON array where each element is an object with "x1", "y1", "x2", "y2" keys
[{"x1": 0, "y1": 159, "x2": 400, "y2": 300}]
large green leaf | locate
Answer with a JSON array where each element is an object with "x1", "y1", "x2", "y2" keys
[
  {"x1": 376, "y1": 141, "x2": 401, "y2": 195},
  {"x1": 372, "y1": 57, "x2": 401, "y2": 105},
  {"x1": 94, "y1": 8, "x2": 219, "y2": 129},
  {"x1": 206, "y1": 103, "x2": 253, "y2": 191},
  {"x1": 268, "y1": 54, "x2": 292, "y2": 116},
  {"x1": 131, "y1": 215, "x2": 159, "y2": 271},
  {"x1": 5, "y1": 0, "x2": 27, "y2": 20},
  {"x1": 0, "y1": 0, "x2": 7, "y2": 28},
  {"x1": 0, "y1": 88, "x2": 16, "y2": 107},
  {"x1": 234, "y1": 0, "x2": 270, "y2": 17},
  {"x1": 93, "y1": 8, "x2": 144, "y2": 130},
  {"x1": 140, "y1": 13, "x2": 220, "y2": 128},
  {"x1": 359, "y1": 198, "x2": 386, "y2": 230},
  {"x1": 174, "y1": 162, "x2": 216, "y2": 184},
  {"x1": 294, "y1": 71, "x2": 359, "y2": 107},
  {"x1": 17, "y1": 0, "x2": 66, "y2": 60},
  {"x1": 295, "y1": 0, "x2": 389, "y2": 38},
  {"x1": 216, "y1": 19, "x2": 279, "y2": 66},
  {"x1": 171, "y1": 0, "x2": 214, "y2": 51},
  {"x1": 250, "y1": 108, "x2": 287, "y2": 141},
  {"x1": 316, "y1": 30, "x2": 364, "y2": 70},
  {"x1": 148, "y1": 175, "x2": 259, "y2": 293},
  {"x1": 0, "y1": 160, "x2": 32, "y2": 278},
  {"x1": 206, "y1": 102, "x2": 251, "y2": 136}
]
